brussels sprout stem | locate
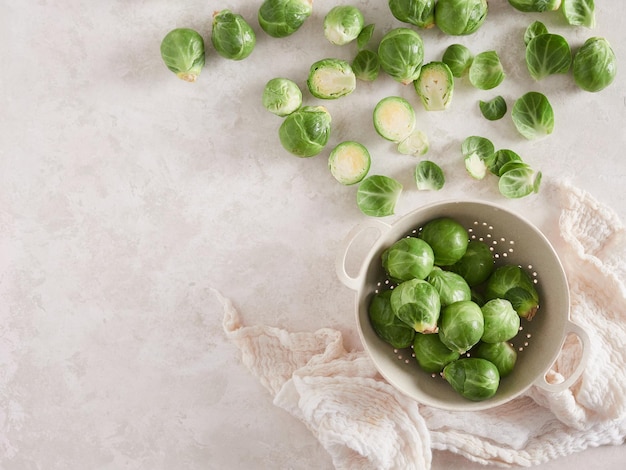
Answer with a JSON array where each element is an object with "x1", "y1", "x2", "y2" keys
[{"x1": 177, "y1": 72, "x2": 199, "y2": 82}]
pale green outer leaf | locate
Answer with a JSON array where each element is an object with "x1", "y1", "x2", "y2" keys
[
  {"x1": 561, "y1": 0, "x2": 595, "y2": 28},
  {"x1": 357, "y1": 175, "x2": 403, "y2": 217},
  {"x1": 415, "y1": 160, "x2": 445, "y2": 190},
  {"x1": 511, "y1": 92, "x2": 554, "y2": 140}
]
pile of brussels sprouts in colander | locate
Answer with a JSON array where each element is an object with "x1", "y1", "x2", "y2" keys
[{"x1": 368, "y1": 216, "x2": 539, "y2": 401}]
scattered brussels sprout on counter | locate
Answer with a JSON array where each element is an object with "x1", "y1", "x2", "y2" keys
[
  {"x1": 388, "y1": 0, "x2": 436, "y2": 29},
  {"x1": 356, "y1": 175, "x2": 403, "y2": 217},
  {"x1": 573, "y1": 37, "x2": 617, "y2": 92},
  {"x1": 398, "y1": 130, "x2": 430, "y2": 157},
  {"x1": 377, "y1": 27, "x2": 425, "y2": 84},
  {"x1": 443, "y1": 357, "x2": 500, "y2": 401},
  {"x1": 485, "y1": 265, "x2": 540, "y2": 320},
  {"x1": 561, "y1": 0, "x2": 595, "y2": 28},
  {"x1": 434, "y1": 0, "x2": 488, "y2": 36},
  {"x1": 511, "y1": 91, "x2": 554, "y2": 140},
  {"x1": 390, "y1": 279, "x2": 441, "y2": 333},
  {"x1": 507, "y1": 0, "x2": 561, "y2": 12},
  {"x1": 449, "y1": 239, "x2": 494, "y2": 286},
  {"x1": 413, "y1": 333, "x2": 459, "y2": 373},
  {"x1": 373, "y1": 96, "x2": 416, "y2": 143},
  {"x1": 368, "y1": 290, "x2": 416, "y2": 349},
  {"x1": 523, "y1": 20, "x2": 548, "y2": 46},
  {"x1": 323, "y1": 5, "x2": 365, "y2": 45},
  {"x1": 414, "y1": 61, "x2": 455, "y2": 111},
  {"x1": 262, "y1": 78, "x2": 303, "y2": 117},
  {"x1": 525, "y1": 33, "x2": 571, "y2": 80},
  {"x1": 258, "y1": 0, "x2": 313, "y2": 38},
  {"x1": 160, "y1": 28, "x2": 205, "y2": 82},
  {"x1": 351, "y1": 50, "x2": 381, "y2": 82},
  {"x1": 211, "y1": 10, "x2": 256, "y2": 60},
  {"x1": 473, "y1": 341, "x2": 518, "y2": 377},
  {"x1": 382, "y1": 237, "x2": 435, "y2": 282},
  {"x1": 479, "y1": 96, "x2": 507, "y2": 121},
  {"x1": 307, "y1": 58, "x2": 357, "y2": 99},
  {"x1": 278, "y1": 106, "x2": 332, "y2": 157},
  {"x1": 328, "y1": 141, "x2": 371, "y2": 185},
  {"x1": 414, "y1": 160, "x2": 444, "y2": 190},
  {"x1": 419, "y1": 217, "x2": 469, "y2": 266},
  {"x1": 468, "y1": 50, "x2": 505, "y2": 90},
  {"x1": 441, "y1": 43, "x2": 473, "y2": 77}
]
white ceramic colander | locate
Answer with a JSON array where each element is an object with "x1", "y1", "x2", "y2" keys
[{"x1": 336, "y1": 200, "x2": 590, "y2": 411}]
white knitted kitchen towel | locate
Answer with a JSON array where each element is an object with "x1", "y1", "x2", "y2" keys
[{"x1": 218, "y1": 180, "x2": 626, "y2": 469}]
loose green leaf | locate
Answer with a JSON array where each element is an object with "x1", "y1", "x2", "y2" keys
[
  {"x1": 357, "y1": 24, "x2": 375, "y2": 50},
  {"x1": 461, "y1": 136, "x2": 495, "y2": 161},
  {"x1": 561, "y1": 0, "x2": 595, "y2": 28},
  {"x1": 485, "y1": 148, "x2": 522, "y2": 176},
  {"x1": 499, "y1": 166, "x2": 541, "y2": 198},
  {"x1": 524, "y1": 21, "x2": 548, "y2": 46},
  {"x1": 414, "y1": 160, "x2": 445, "y2": 190},
  {"x1": 469, "y1": 50, "x2": 505, "y2": 90},
  {"x1": 511, "y1": 91, "x2": 554, "y2": 140},
  {"x1": 352, "y1": 49, "x2": 380, "y2": 82},
  {"x1": 356, "y1": 175, "x2": 403, "y2": 217},
  {"x1": 479, "y1": 96, "x2": 507, "y2": 121},
  {"x1": 525, "y1": 33, "x2": 572, "y2": 80}
]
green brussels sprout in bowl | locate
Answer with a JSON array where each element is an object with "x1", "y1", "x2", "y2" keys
[{"x1": 335, "y1": 200, "x2": 590, "y2": 410}]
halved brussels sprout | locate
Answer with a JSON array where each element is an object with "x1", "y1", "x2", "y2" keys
[
  {"x1": 442, "y1": 43, "x2": 473, "y2": 77},
  {"x1": 262, "y1": 78, "x2": 303, "y2": 116},
  {"x1": 507, "y1": 0, "x2": 560, "y2": 12},
  {"x1": 388, "y1": 0, "x2": 436, "y2": 29},
  {"x1": 464, "y1": 152, "x2": 487, "y2": 180},
  {"x1": 378, "y1": 27, "x2": 425, "y2": 84},
  {"x1": 443, "y1": 357, "x2": 500, "y2": 401},
  {"x1": 211, "y1": 10, "x2": 256, "y2": 60},
  {"x1": 352, "y1": 49, "x2": 380, "y2": 82},
  {"x1": 399, "y1": 130, "x2": 430, "y2": 156},
  {"x1": 307, "y1": 58, "x2": 356, "y2": 99},
  {"x1": 511, "y1": 91, "x2": 554, "y2": 140},
  {"x1": 373, "y1": 96, "x2": 416, "y2": 143},
  {"x1": 356, "y1": 175, "x2": 403, "y2": 217},
  {"x1": 382, "y1": 237, "x2": 435, "y2": 282},
  {"x1": 419, "y1": 217, "x2": 469, "y2": 266},
  {"x1": 414, "y1": 160, "x2": 444, "y2": 190},
  {"x1": 278, "y1": 106, "x2": 331, "y2": 157},
  {"x1": 160, "y1": 28, "x2": 205, "y2": 82},
  {"x1": 427, "y1": 267, "x2": 472, "y2": 307},
  {"x1": 368, "y1": 290, "x2": 416, "y2": 349},
  {"x1": 449, "y1": 240, "x2": 494, "y2": 287},
  {"x1": 479, "y1": 96, "x2": 507, "y2": 121},
  {"x1": 258, "y1": 0, "x2": 313, "y2": 38},
  {"x1": 480, "y1": 298, "x2": 520, "y2": 343},
  {"x1": 573, "y1": 37, "x2": 617, "y2": 92},
  {"x1": 523, "y1": 20, "x2": 548, "y2": 46},
  {"x1": 328, "y1": 141, "x2": 371, "y2": 185},
  {"x1": 525, "y1": 33, "x2": 571, "y2": 80},
  {"x1": 323, "y1": 5, "x2": 365, "y2": 45},
  {"x1": 485, "y1": 265, "x2": 540, "y2": 319},
  {"x1": 435, "y1": 0, "x2": 488, "y2": 36},
  {"x1": 561, "y1": 0, "x2": 595, "y2": 28},
  {"x1": 438, "y1": 300, "x2": 484, "y2": 354},
  {"x1": 413, "y1": 333, "x2": 460, "y2": 373},
  {"x1": 469, "y1": 50, "x2": 505, "y2": 90},
  {"x1": 473, "y1": 341, "x2": 517, "y2": 377},
  {"x1": 414, "y1": 61, "x2": 454, "y2": 111},
  {"x1": 390, "y1": 279, "x2": 441, "y2": 333}
]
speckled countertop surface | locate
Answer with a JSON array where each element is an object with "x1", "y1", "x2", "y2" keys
[{"x1": 2, "y1": 1, "x2": 625, "y2": 468}]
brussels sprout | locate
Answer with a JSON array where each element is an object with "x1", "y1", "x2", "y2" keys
[
  {"x1": 469, "y1": 50, "x2": 505, "y2": 90},
  {"x1": 511, "y1": 91, "x2": 554, "y2": 140},
  {"x1": 443, "y1": 357, "x2": 500, "y2": 401},
  {"x1": 413, "y1": 333, "x2": 460, "y2": 373},
  {"x1": 573, "y1": 37, "x2": 617, "y2": 93},
  {"x1": 561, "y1": 0, "x2": 595, "y2": 28},
  {"x1": 352, "y1": 50, "x2": 381, "y2": 82},
  {"x1": 160, "y1": 28, "x2": 205, "y2": 82},
  {"x1": 414, "y1": 62, "x2": 454, "y2": 111},
  {"x1": 499, "y1": 166, "x2": 542, "y2": 199},
  {"x1": 473, "y1": 341, "x2": 517, "y2": 377},
  {"x1": 399, "y1": 130, "x2": 430, "y2": 157},
  {"x1": 449, "y1": 240, "x2": 495, "y2": 287},
  {"x1": 435, "y1": 0, "x2": 488, "y2": 36},
  {"x1": 414, "y1": 160, "x2": 444, "y2": 190},
  {"x1": 368, "y1": 290, "x2": 416, "y2": 348},
  {"x1": 357, "y1": 24, "x2": 375, "y2": 50},
  {"x1": 524, "y1": 21, "x2": 548, "y2": 46},
  {"x1": 419, "y1": 217, "x2": 469, "y2": 266},
  {"x1": 378, "y1": 28, "x2": 425, "y2": 85},
  {"x1": 323, "y1": 5, "x2": 365, "y2": 46},
  {"x1": 390, "y1": 279, "x2": 441, "y2": 333},
  {"x1": 262, "y1": 78, "x2": 303, "y2": 116},
  {"x1": 382, "y1": 237, "x2": 435, "y2": 282},
  {"x1": 356, "y1": 175, "x2": 403, "y2": 217},
  {"x1": 507, "y1": 0, "x2": 561, "y2": 12},
  {"x1": 461, "y1": 136, "x2": 494, "y2": 180},
  {"x1": 211, "y1": 10, "x2": 256, "y2": 60},
  {"x1": 438, "y1": 300, "x2": 484, "y2": 354},
  {"x1": 279, "y1": 106, "x2": 332, "y2": 157},
  {"x1": 388, "y1": 0, "x2": 436, "y2": 29},
  {"x1": 373, "y1": 96, "x2": 416, "y2": 143},
  {"x1": 525, "y1": 33, "x2": 571, "y2": 81},
  {"x1": 258, "y1": 0, "x2": 313, "y2": 38},
  {"x1": 485, "y1": 265, "x2": 540, "y2": 320},
  {"x1": 442, "y1": 44, "x2": 474, "y2": 78},
  {"x1": 480, "y1": 299, "x2": 520, "y2": 343},
  {"x1": 427, "y1": 267, "x2": 472, "y2": 307},
  {"x1": 485, "y1": 148, "x2": 522, "y2": 176},
  {"x1": 328, "y1": 141, "x2": 371, "y2": 185},
  {"x1": 307, "y1": 59, "x2": 357, "y2": 100},
  {"x1": 479, "y1": 96, "x2": 507, "y2": 121}
]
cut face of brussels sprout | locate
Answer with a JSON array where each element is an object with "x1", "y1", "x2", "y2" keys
[
  {"x1": 413, "y1": 333, "x2": 460, "y2": 373},
  {"x1": 438, "y1": 300, "x2": 484, "y2": 354},
  {"x1": 160, "y1": 28, "x2": 205, "y2": 82},
  {"x1": 258, "y1": 0, "x2": 313, "y2": 38},
  {"x1": 262, "y1": 78, "x2": 303, "y2": 116},
  {"x1": 419, "y1": 217, "x2": 469, "y2": 266},
  {"x1": 356, "y1": 175, "x2": 403, "y2": 217},
  {"x1": 473, "y1": 341, "x2": 517, "y2": 377},
  {"x1": 414, "y1": 61, "x2": 454, "y2": 111},
  {"x1": 525, "y1": 33, "x2": 572, "y2": 81},
  {"x1": 377, "y1": 28, "x2": 425, "y2": 85},
  {"x1": 449, "y1": 240, "x2": 494, "y2": 287},
  {"x1": 323, "y1": 5, "x2": 365, "y2": 45},
  {"x1": 507, "y1": 0, "x2": 561, "y2": 12},
  {"x1": 499, "y1": 166, "x2": 542, "y2": 199},
  {"x1": 307, "y1": 59, "x2": 356, "y2": 99},
  {"x1": 427, "y1": 267, "x2": 471, "y2": 307},
  {"x1": 469, "y1": 50, "x2": 505, "y2": 90},
  {"x1": 388, "y1": 0, "x2": 436, "y2": 29},
  {"x1": 561, "y1": 0, "x2": 595, "y2": 28},
  {"x1": 480, "y1": 298, "x2": 520, "y2": 343},
  {"x1": 485, "y1": 265, "x2": 540, "y2": 319},
  {"x1": 573, "y1": 37, "x2": 617, "y2": 92},
  {"x1": 278, "y1": 106, "x2": 332, "y2": 157},
  {"x1": 368, "y1": 290, "x2": 416, "y2": 348},
  {"x1": 464, "y1": 152, "x2": 488, "y2": 180},
  {"x1": 399, "y1": 130, "x2": 430, "y2": 156},
  {"x1": 373, "y1": 96, "x2": 416, "y2": 143},
  {"x1": 462, "y1": 136, "x2": 495, "y2": 162},
  {"x1": 511, "y1": 91, "x2": 554, "y2": 140},
  {"x1": 390, "y1": 279, "x2": 441, "y2": 333},
  {"x1": 328, "y1": 141, "x2": 371, "y2": 185},
  {"x1": 523, "y1": 21, "x2": 548, "y2": 46},
  {"x1": 414, "y1": 160, "x2": 444, "y2": 190},
  {"x1": 382, "y1": 237, "x2": 435, "y2": 282},
  {"x1": 479, "y1": 96, "x2": 507, "y2": 121},
  {"x1": 211, "y1": 10, "x2": 256, "y2": 60},
  {"x1": 434, "y1": 0, "x2": 488, "y2": 36},
  {"x1": 352, "y1": 49, "x2": 380, "y2": 82},
  {"x1": 442, "y1": 43, "x2": 474, "y2": 78},
  {"x1": 443, "y1": 357, "x2": 500, "y2": 401}
]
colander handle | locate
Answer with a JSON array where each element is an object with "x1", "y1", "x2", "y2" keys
[
  {"x1": 336, "y1": 219, "x2": 392, "y2": 291},
  {"x1": 533, "y1": 320, "x2": 591, "y2": 393}
]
